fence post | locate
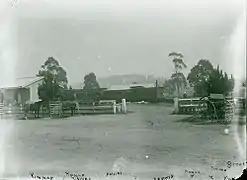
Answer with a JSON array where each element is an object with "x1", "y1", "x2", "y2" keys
[
  {"x1": 113, "y1": 101, "x2": 116, "y2": 114},
  {"x1": 93, "y1": 102, "x2": 95, "y2": 113},
  {"x1": 121, "y1": 99, "x2": 127, "y2": 114},
  {"x1": 117, "y1": 104, "x2": 121, "y2": 113},
  {"x1": 174, "y1": 98, "x2": 179, "y2": 114}
]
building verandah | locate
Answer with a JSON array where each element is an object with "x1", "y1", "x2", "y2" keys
[{"x1": 0, "y1": 87, "x2": 30, "y2": 105}]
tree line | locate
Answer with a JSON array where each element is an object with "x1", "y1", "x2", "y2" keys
[
  {"x1": 164, "y1": 52, "x2": 235, "y2": 97},
  {"x1": 37, "y1": 57, "x2": 100, "y2": 102},
  {"x1": 37, "y1": 54, "x2": 237, "y2": 102}
]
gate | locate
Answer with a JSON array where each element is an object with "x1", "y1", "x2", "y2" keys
[
  {"x1": 49, "y1": 101, "x2": 62, "y2": 118},
  {"x1": 0, "y1": 103, "x2": 4, "y2": 118}
]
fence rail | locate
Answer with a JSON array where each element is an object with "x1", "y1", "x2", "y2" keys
[
  {"x1": 0, "y1": 99, "x2": 127, "y2": 119},
  {"x1": 174, "y1": 97, "x2": 245, "y2": 118},
  {"x1": 177, "y1": 98, "x2": 207, "y2": 114},
  {"x1": 76, "y1": 100, "x2": 121, "y2": 115}
]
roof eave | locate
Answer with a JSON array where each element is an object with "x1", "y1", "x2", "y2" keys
[
  {"x1": 23, "y1": 77, "x2": 44, "y2": 88},
  {"x1": 0, "y1": 86, "x2": 23, "y2": 90}
]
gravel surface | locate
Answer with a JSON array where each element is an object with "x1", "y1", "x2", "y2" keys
[{"x1": 1, "y1": 104, "x2": 245, "y2": 179}]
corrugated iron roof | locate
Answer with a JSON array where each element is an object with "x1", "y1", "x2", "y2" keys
[
  {"x1": 0, "y1": 76, "x2": 44, "y2": 89},
  {"x1": 107, "y1": 84, "x2": 131, "y2": 91},
  {"x1": 130, "y1": 83, "x2": 155, "y2": 88},
  {"x1": 106, "y1": 83, "x2": 157, "y2": 91}
]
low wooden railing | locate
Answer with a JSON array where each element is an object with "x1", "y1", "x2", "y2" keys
[
  {"x1": 174, "y1": 97, "x2": 245, "y2": 117},
  {"x1": 0, "y1": 103, "x2": 26, "y2": 119},
  {"x1": 0, "y1": 99, "x2": 128, "y2": 119},
  {"x1": 77, "y1": 100, "x2": 117, "y2": 115},
  {"x1": 177, "y1": 98, "x2": 207, "y2": 114},
  {"x1": 76, "y1": 99, "x2": 127, "y2": 115}
]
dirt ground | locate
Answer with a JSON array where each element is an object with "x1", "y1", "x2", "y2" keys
[{"x1": 1, "y1": 104, "x2": 246, "y2": 180}]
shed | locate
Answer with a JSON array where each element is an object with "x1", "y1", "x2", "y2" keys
[{"x1": 0, "y1": 76, "x2": 44, "y2": 105}]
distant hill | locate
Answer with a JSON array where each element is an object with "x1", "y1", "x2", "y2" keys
[
  {"x1": 70, "y1": 74, "x2": 166, "y2": 89},
  {"x1": 70, "y1": 82, "x2": 83, "y2": 89},
  {"x1": 97, "y1": 74, "x2": 166, "y2": 88}
]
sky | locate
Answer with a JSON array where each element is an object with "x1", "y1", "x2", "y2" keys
[{"x1": 0, "y1": 0, "x2": 245, "y2": 85}]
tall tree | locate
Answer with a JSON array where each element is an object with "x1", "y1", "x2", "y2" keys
[
  {"x1": 163, "y1": 79, "x2": 176, "y2": 95},
  {"x1": 168, "y1": 52, "x2": 187, "y2": 97},
  {"x1": 37, "y1": 57, "x2": 68, "y2": 88},
  {"x1": 187, "y1": 59, "x2": 214, "y2": 96},
  {"x1": 206, "y1": 65, "x2": 235, "y2": 95},
  {"x1": 37, "y1": 57, "x2": 68, "y2": 101},
  {"x1": 83, "y1": 72, "x2": 100, "y2": 91},
  {"x1": 82, "y1": 72, "x2": 101, "y2": 102},
  {"x1": 38, "y1": 72, "x2": 61, "y2": 101}
]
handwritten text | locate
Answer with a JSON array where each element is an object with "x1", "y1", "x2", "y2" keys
[
  {"x1": 185, "y1": 170, "x2": 200, "y2": 178},
  {"x1": 210, "y1": 165, "x2": 227, "y2": 172},
  {"x1": 30, "y1": 172, "x2": 54, "y2": 180},
  {"x1": 63, "y1": 172, "x2": 90, "y2": 180},
  {"x1": 153, "y1": 175, "x2": 174, "y2": 180},
  {"x1": 227, "y1": 161, "x2": 247, "y2": 168},
  {"x1": 105, "y1": 172, "x2": 123, "y2": 176}
]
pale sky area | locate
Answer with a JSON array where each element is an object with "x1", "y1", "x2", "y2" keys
[{"x1": 0, "y1": 0, "x2": 245, "y2": 84}]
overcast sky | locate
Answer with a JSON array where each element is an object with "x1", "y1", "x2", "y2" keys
[{"x1": 0, "y1": 0, "x2": 245, "y2": 85}]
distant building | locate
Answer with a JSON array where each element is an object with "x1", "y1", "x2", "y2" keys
[
  {"x1": 107, "y1": 83, "x2": 157, "y2": 90},
  {"x1": 101, "y1": 82, "x2": 165, "y2": 102},
  {"x1": 0, "y1": 76, "x2": 44, "y2": 105}
]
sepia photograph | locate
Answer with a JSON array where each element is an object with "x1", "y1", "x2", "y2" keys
[{"x1": 0, "y1": 0, "x2": 246, "y2": 179}]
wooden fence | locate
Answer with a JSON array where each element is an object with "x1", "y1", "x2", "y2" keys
[
  {"x1": 0, "y1": 99, "x2": 127, "y2": 119},
  {"x1": 176, "y1": 98, "x2": 207, "y2": 114},
  {"x1": 76, "y1": 100, "x2": 117, "y2": 115},
  {"x1": 174, "y1": 97, "x2": 245, "y2": 118},
  {"x1": 0, "y1": 103, "x2": 25, "y2": 119},
  {"x1": 75, "y1": 100, "x2": 126, "y2": 115}
]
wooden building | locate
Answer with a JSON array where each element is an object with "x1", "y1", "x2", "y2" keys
[
  {"x1": 101, "y1": 83, "x2": 165, "y2": 103},
  {"x1": 0, "y1": 76, "x2": 44, "y2": 105}
]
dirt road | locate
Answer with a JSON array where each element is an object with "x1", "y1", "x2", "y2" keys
[{"x1": 1, "y1": 104, "x2": 245, "y2": 179}]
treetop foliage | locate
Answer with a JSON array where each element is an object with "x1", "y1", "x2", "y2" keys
[
  {"x1": 83, "y1": 72, "x2": 100, "y2": 91},
  {"x1": 37, "y1": 57, "x2": 68, "y2": 101}
]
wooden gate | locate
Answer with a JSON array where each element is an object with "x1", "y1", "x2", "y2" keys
[
  {"x1": 0, "y1": 103, "x2": 4, "y2": 118},
  {"x1": 49, "y1": 101, "x2": 62, "y2": 118}
]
